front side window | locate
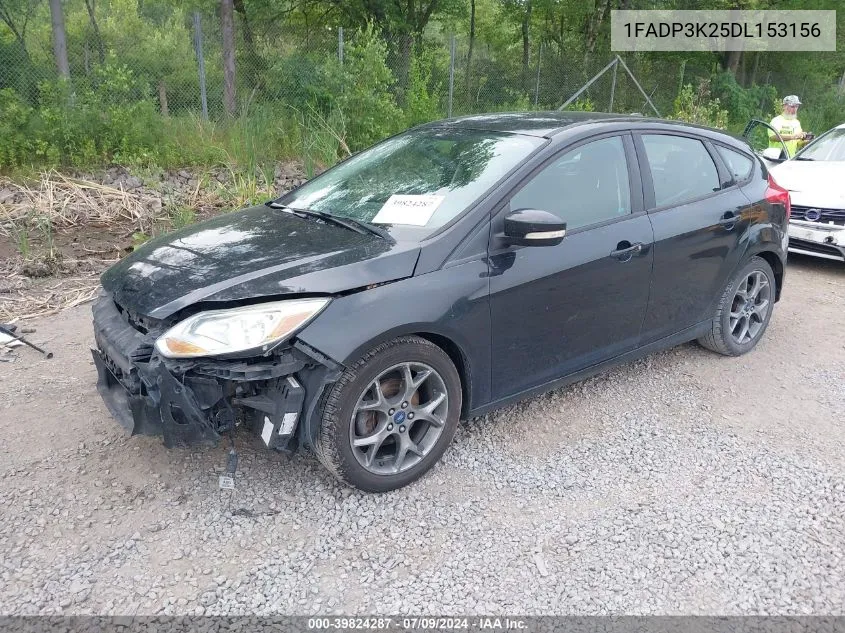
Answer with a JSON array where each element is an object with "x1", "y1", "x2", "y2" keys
[
  {"x1": 279, "y1": 129, "x2": 542, "y2": 234},
  {"x1": 642, "y1": 135, "x2": 720, "y2": 207},
  {"x1": 510, "y1": 136, "x2": 631, "y2": 231}
]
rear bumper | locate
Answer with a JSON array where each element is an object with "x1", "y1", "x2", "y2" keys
[
  {"x1": 91, "y1": 293, "x2": 340, "y2": 450},
  {"x1": 788, "y1": 220, "x2": 845, "y2": 262}
]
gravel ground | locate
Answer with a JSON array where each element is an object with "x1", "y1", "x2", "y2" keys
[{"x1": 1, "y1": 255, "x2": 844, "y2": 616}]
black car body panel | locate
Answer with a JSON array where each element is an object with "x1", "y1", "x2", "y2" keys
[
  {"x1": 101, "y1": 205, "x2": 420, "y2": 320},
  {"x1": 91, "y1": 112, "x2": 788, "y2": 456},
  {"x1": 488, "y1": 212, "x2": 655, "y2": 399},
  {"x1": 295, "y1": 257, "x2": 492, "y2": 415}
]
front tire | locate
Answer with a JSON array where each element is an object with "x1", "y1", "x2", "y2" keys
[
  {"x1": 313, "y1": 336, "x2": 461, "y2": 492},
  {"x1": 698, "y1": 256, "x2": 776, "y2": 356}
]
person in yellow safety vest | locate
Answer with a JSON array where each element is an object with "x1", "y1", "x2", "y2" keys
[{"x1": 769, "y1": 95, "x2": 809, "y2": 158}]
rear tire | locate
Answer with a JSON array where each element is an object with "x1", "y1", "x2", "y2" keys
[
  {"x1": 698, "y1": 256, "x2": 776, "y2": 356},
  {"x1": 313, "y1": 336, "x2": 461, "y2": 492}
]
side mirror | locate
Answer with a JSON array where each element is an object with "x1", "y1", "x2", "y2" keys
[
  {"x1": 503, "y1": 209, "x2": 566, "y2": 247},
  {"x1": 761, "y1": 147, "x2": 786, "y2": 162}
]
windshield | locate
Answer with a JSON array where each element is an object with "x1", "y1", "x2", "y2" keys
[
  {"x1": 278, "y1": 128, "x2": 543, "y2": 233},
  {"x1": 795, "y1": 128, "x2": 845, "y2": 161}
]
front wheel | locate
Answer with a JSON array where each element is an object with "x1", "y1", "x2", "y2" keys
[
  {"x1": 313, "y1": 336, "x2": 461, "y2": 492},
  {"x1": 698, "y1": 256, "x2": 776, "y2": 356}
]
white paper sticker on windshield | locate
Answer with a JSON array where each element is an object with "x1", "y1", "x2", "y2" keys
[{"x1": 372, "y1": 194, "x2": 444, "y2": 226}]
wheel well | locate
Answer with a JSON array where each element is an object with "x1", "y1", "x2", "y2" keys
[
  {"x1": 415, "y1": 332, "x2": 471, "y2": 419},
  {"x1": 756, "y1": 250, "x2": 783, "y2": 300}
]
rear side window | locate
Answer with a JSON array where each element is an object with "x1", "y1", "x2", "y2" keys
[
  {"x1": 642, "y1": 135, "x2": 720, "y2": 207},
  {"x1": 510, "y1": 136, "x2": 631, "y2": 231},
  {"x1": 715, "y1": 145, "x2": 754, "y2": 182}
]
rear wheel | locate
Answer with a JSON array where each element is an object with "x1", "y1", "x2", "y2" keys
[
  {"x1": 698, "y1": 256, "x2": 775, "y2": 356},
  {"x1": 313, "y1": 336, "x2": 461, "y2": 492}
]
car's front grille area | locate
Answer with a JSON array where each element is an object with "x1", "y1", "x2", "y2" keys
[
  {"x1": 113, "y1": 299, "x2": 162, "y2": 335},
  {"x1": 129, "y1": 342, "x2": 154, "y2": 363},
  {"x1": 93, "y1": 295, "x2": 156, "y2": 392},
  {"x1": 789, "y1": 237, "x2": 845, "y2": 260},
  {"x1": 791, "y1": 206, "x2": 845, "y2": 225}
]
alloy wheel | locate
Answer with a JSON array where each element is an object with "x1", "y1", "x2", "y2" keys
[
  {"x1": 349, "y1": 362, "x2": 449, "y2": 475},
  {"x1": 729, "y1": 270, "x2": 771, "y2": 345}
]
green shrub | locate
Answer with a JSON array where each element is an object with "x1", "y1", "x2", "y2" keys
[
  {"x1": 404, "y1": 51, "x2": 444, "y2": 127},
  {"x1": 710, "y1": 71, "x2": 776, "y2": 131},
  {"x1": 0, "y1": 62, "x2": 171, "y2": 169},
  {"x1": 334, "y1": 26, "x2": 403, "y2": 151},
  {"x1": 0, "y1": 89, "x2": 37, "y2": 167},
  {"x1": 267, "y1": 52, "x2": 340, "y2": 115},
  {"x1": 264, "y1": 26, "x2": 402, "y2": 155},
  {"x1": 562, "y1": 97, "x2": 596, "y2": 112},
  {"x1": 672, "y1": 80, "x2": 729, "y2": 129},
  {"x1": 471, "y1": 90, "x2": 531, "y2": 113},
  {"x1": 796, "y1": 88, "x2": 843, "y2": 137}
]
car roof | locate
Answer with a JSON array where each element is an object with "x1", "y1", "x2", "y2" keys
[
  {"x1": 420, "y1": 112, "x2": 625, "y2": 137},
  {"x1": 421, "y1": 111, "x2": 742, "y2": 143}
]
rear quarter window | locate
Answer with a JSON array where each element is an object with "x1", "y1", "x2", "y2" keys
[{"x1": 715, "y1": 145, "x2": 754, "y2": 182}]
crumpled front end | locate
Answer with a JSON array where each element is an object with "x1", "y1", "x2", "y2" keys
[
  {"x1": 91, "y1": 293, "x2": 339, "y2": 450},
  {"x1": 788, "y1": 206, "x2": 845, "y2": 262}
]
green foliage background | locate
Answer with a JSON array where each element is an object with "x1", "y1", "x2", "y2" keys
[{"x1": 0, "y1": 0, "x2": 843, "y2": 173}]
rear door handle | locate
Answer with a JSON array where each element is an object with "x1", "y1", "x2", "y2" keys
[
  {"x1": 718, "y1": 213, "x2": 740, "y2": 228},
  {"x1": 610, "y1": 242, "x2": 643, "y2": 261}
]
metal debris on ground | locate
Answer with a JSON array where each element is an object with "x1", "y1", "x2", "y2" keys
[{"x1": 0, "y1": 324, "x2": 53, "y2": 359}]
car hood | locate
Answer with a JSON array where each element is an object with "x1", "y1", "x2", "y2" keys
[
  {"x1": 101, "y1": 205, "x2": 420, "y2": 319},
  {"x1": 770, "y1": 160, "x2": 845, "y2": 208}
]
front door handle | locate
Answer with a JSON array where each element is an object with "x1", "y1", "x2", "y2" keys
[{"x1": 610, "y1": 241, "x2": 643, "y2": 261}]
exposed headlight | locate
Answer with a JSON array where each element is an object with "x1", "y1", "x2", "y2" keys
[{"x1": 155, "y1": 298, "x2": 330, "y2": 359}]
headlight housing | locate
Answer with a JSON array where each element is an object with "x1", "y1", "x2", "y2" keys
[{"x1": 154, "y1": 298, "x2": 330, "y2": 359}]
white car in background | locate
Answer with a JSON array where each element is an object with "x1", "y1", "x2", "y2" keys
[{"x1": 750, "y1": 121, "x2": 845, "y2": 262}]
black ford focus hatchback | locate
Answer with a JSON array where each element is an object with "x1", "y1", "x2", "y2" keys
[{"x1": 92, "y1": 112, "x2": 789, "y2": 491}]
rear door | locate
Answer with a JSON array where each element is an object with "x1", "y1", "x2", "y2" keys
[
  {"x1": 488, "y1": 133, "x2": 654, "y2": 400},
  {"x1": 635, "y1": 131, "x2": 757, "y2": 342}
]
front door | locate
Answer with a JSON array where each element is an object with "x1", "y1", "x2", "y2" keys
[{"x1": 488, "y1": 134, "x2": 654, "y2": 401}]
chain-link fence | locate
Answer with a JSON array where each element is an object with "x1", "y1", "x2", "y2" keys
[{"x1": 0, "y1": 8, "x2": 763, "y2": 117}]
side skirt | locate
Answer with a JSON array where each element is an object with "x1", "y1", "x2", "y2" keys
[{"x1": 467, "y1": 320, "x2": 711, "y2": 419}]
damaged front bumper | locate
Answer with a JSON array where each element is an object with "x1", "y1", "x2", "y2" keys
[
  {"x1": 91, "y1": 294, "x2": 340, "y2": 450},
  {"x1": 788, "y1": 215, "x2": 845, "y2": 262}
]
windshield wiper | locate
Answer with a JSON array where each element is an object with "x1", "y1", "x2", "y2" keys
[
  {"x1": 795, "y1": 156, "x2": 815, "y2": 160},
  {"x1": 331, "y1": 215, "x2": 393, "y2": 240},
  {"x1": 266, "y1": 202, "x2": 390, "y2": 240}
]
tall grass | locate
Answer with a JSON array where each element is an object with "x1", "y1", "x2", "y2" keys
[
  {"x1": 149, "y1": 105, "x2": 348, "y2": 176},
  {"x1": 8, "y1": 217, "x2": 31, "y2": 259},
  {"x1": 158, "y1": 107, "x2": 302, "y2": 171},
  {"x1": 1, "y1": 98, "x2": 347, "y2": 177}
]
